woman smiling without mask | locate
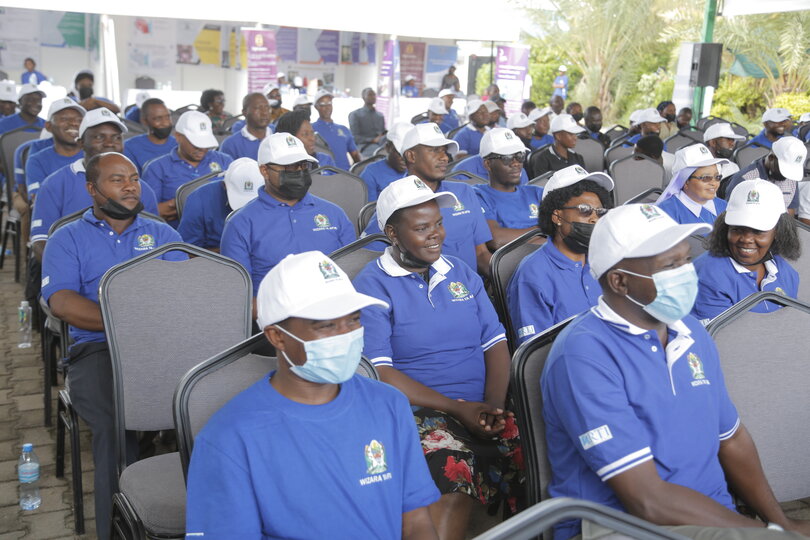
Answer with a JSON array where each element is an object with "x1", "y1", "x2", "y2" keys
[
  {"x1": 507, "y1": 165, "x2": 614, "y2": 345},
  {"x1": 353, "y1": 176, "x2": 522, "y2": 540},
  {"x1": 692, "y1": 179, "x2": 800, "y2": 322},
  {"x1": 656, "y1": 144, "x2": 730, "y2": 227}
]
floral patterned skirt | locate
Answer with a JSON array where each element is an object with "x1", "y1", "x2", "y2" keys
[{"x1": 413, "y1": 406, "x2": 525, "y2": 512}]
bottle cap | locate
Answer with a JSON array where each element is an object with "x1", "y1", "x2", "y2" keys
[
  {"x1": 22, "y1": 443, "x2": 32, "y2": 452},
  {"x1": 20, "y1": 301, "x2": 29, "y2": 308}
]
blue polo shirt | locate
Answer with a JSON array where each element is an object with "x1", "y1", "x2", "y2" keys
[
  {"x1": 354, "y1": 249, "x2": 505, "y2": 401},
  {"x1": 21, "y1": 70, "x2": 47, "y2": 84},
  {"x1": 221, "y1": 189, "x2": 356, "y2": 295},
  {"x1": 14, "y1": 138, "x2": 52, "y2": 191},
  {"x1": 749, "y1": 129, "x2": 780, "y2": 149},
  {"x1": 124, "y1": 106, "x2": 140, "y2": 123},
  {"x1": 542, "y1": 298, "x2": 739, "y2": 539},
  {"x1": 440, "y1": 110, "x2": 460, "y2": 133},
  {"x1": 552, "y1": 75, "x2": 569, "y2": 99},
  {"x1": 402, "y1": 85, "x2": 419, "y2": 97},
  {"x1": 177, "y1": 179, "x2": 232, "y2": 250},
  {"x1": 186, "y1": 372, "x2": 439, "y2": 538},
  {"x1": 312, "y1": 119, "x2": 358, "y2": 170},
  {"x1": 41, "y1": 209, "x2": 184, "y2": 345},
  {"x1": 507, "y1": 240, "x2": 598, "y2": 345},
  {"x1": 0, "y1": 113, "x2": 44, "y2": 134},
  {"x1": 230, "y1": 119, "x2": 278, "y2": 135},
  {"x1": 361, "y1": 180, "x2": 492, "y2": 272},
  {"x1": 26, "y1": 147, "x2": 84, "y2": 198},
  {"x1": 474, "y1": 184, "x2": 542, "y2": 229},
  {"x1": 452, "y1": 124, "x2": 486, "y2": 156},
  {"x1": 30, "y1": 159, "x2": 159, "y2": 243},
  {"x1": 450, "y1": 155, "x2": 529, "y2": 185},
  {"x1": 530, "y1": 134, "x2": 553, "y2": 150},
  {"x1": 123, "y1": 133, "x2": 177, "y2": 173},
  {"x1": 657, "y1": 194, "x2": 727, "y2": 227},
  {"x1": 219, "y1": 127, "x2": 268, "y2": 160},
  {"x1": 315, "y1": 151, "x2": 336, "y2": 170},
  {"x1": 359, "y1": 159, "x2": 407, "y2": 201},
  {"x1": 692, "y1": 253, "x2": 799, "y2": 322}
]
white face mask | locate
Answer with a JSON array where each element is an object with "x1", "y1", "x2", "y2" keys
[
  {"x1": 268, "y1": 99, "x2": 280, "y2": 108},
  {"x1": 275, "y1": 325, "x2": 364, "y2": 384},
  {"x1": 617, "y1": 263, "x2": 699, "y2": 324}
]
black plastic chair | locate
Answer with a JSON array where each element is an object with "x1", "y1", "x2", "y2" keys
[
  {"x1": 447, "y1": 122, "x2": 469, "y2": 140},
  {"x1": 329, "y1": 234, "x2": 391, "y2": 280},
  {"x1": 309, "y1": 166, "x2": 368, "y2": 235},
  {"x1": 443, "y1": 170, "x2": 488, "y2": 186},
  {"x1": 175, "y1": 171, "x2": 222, "y2": 220},
  {"x1": 349, "y1": 154, "x2": 385, "y2": 176},
  {"x1": 603, "y1": 124, "x2": 628, "y2": 143},
  {"x1": 357, "y1": 201, "x2": 377, "y2": 233}
]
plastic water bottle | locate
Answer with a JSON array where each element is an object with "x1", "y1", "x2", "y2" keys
[
  {"x1": 18, "y1": 443, "x2": 41, "y2": 511},
  {"x1": 17, "y1": 301, "x2": 32, "y2": 349}
]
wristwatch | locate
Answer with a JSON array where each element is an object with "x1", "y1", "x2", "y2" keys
[{"x1": 767, "y1": 522, "x2": 785, "y2": 532}]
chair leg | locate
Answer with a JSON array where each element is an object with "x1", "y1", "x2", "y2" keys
[
  {"x1": 42, "y1": 330, "x2": 52, "y2": 427},
  {"x1": 58, "y1": 390, "x2": 85, "y2": 534},
  {"x1": 56, "y1": 395, "x2": 65, "y2": 478},
  {"x1": 0, "y1": 224, "x2": 8, "y2": 270},
  {"x1": 12, "y1": 226, "x2": 20, "y2": 283}
]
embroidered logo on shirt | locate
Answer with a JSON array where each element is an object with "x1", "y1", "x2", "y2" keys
[
  {"x1": 688, "y1": 353, "x2": 705, "y2": 380},
  {"x1": 746, "y1": 190, "x2": 759, "y2": 204},
  {"x1": 135, "y1": 234, "x2": 155, "y2": 250},
  {"x1": 579, "y1": 425, "x2": 612, "y2": 450},
  {"x1": 41, "y1": 276, "x2": 49, "y2": 288},
  {"x1": 448, "y1": 281, "x2": 470, "y2": 299},
  {"x1": 453, "y1": 201, "x2": 465, "y2": 212},
  {"x1": 775, "y1": 287, "x2": 786, "y2": 295},
  {"x1": 314, "y1": 214, "x2": 331, "y2": 228},
  {"x1": 318, "y1": 260, "x2": 340, "y2": 281},
  {"x1": 529, "y1": 204, "x2": 539, "y2": 218},
  {"x1": 364, "y1": 440, "x2": 387, "y2": 474},
  {"x1": 639, "y1": 204, "x2": 661, "y2": 220},
  {"x1": 338, "y1": 128, "x2": 346, "y2": 137},
  {"x1": 210, "y1": 162, "x2": 222, "y2": 173}
]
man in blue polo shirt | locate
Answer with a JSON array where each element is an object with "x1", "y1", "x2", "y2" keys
[
  {"x1": 0, "y1": 80, "x2": 18, "y2": 117},
  {"x1": 26, "y1": 98, "x2": 85, "y2": 200},
  {"x1": 359, "y1": 121, "x2": 410, "y2": 201},
  {"x1": 750, "y1": 108, "x2": 792, "y2": 149},
  {"x1": 312, "y1": 89, "x2": 360, "y2": 170},
  {"x1": 21, "y1": 58, "x2": 47, "y2": 85},
  {"x1": 69, "y1": 69, "x2": 121, "y2": 114},
  {"x1": 624, "y1": 108, "x2": 666, "y2": 147},
  {"x1": 0, "y1": 84, "x2": 45, "y2": 134},
  {"x1": 452, "y1": 99, "x2": 489, "y2": 157},
  {"x1": 142, "y1": 110, "x2": 232, "y2": 227},
  {"x1": 178, "y1": 157, "x2": 261, "y2": 251},
  {"x1": 186, "y1": 250, "x2": 439, "y2": 538},
  {"x1": 42, "y1": 152, "x2": 183, "y2": 540},
  {"x1": 542, "y1": 204, "x2": 810, "y2": 539},
  {"x1": 221, "y1": 132, "x2": 355, "y2": 303},
  {"x1": 219, "y1": 93, "x2": 271, "y2": 160},
  {"x1": 438, "y1": 89, "x2": 460, "y2": 133},
  {"x1": 472, "y1": 128, "x2": 539, "y2": 251},
  {"x1": 528, "y1": 107, "x2": 554, "y2": 150},
  {"x1": 123, "y1": 98, "x2": 177, "y2": 173},
  {"x1": 362, "y1": 123, "x2": 493, "y2": 276}
]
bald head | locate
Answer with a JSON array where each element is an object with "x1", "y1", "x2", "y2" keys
[{"x1": 86, "y1": 152, "x2": 137, "y2": 185}]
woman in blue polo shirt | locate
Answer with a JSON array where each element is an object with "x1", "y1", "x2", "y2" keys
[
  {"x1": 507, "y1": 165, "x2": 613, "y2": 345},
  {"x1": 692, "y1": 179, "x2": 801, "y2": 322},
  {"x1": 353, "y1": 177, "x2": 522, "y2": 539},
  {"x1": 656, "y1": 144, "x2": 729, "y2": 227}
]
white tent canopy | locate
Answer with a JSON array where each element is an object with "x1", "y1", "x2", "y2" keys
[
  {"x1": 1, "y1": 0, "x2": 522, "y2": 42},
  {"x1": 722, "y1": 0, "x2": 810, "y2": 16}
]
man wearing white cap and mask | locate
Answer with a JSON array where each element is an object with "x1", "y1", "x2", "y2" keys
[
  {"x1": 0, "y1": 83, "x2": 45, "y2": 135},
  {"x1": 529, "y1": 113, "x2": 585, "y2": 177},
  {"x1": 703, "y1": 122, "x2": 746, "y2": 179},
  {"x1": 360, "y1": 121, "x2": 410, "y2": 201},
  {"x1": 185, "y1": 251, "x2": 439, "y2": 538},
  {"x1": 142, "y1": 110, "x2": 233, "y2": 226},
  {"x1": 624, "y1": 107, "x2": 667, "y2": 147},
  {"x1": 178, "y1": 157, "x2": 262, "y2": 251},
  {"x1": 750, "y1": 108, "x2": 792, "y2": 149},
  {"x1": 542, "y1": 203, "x2": 810, "y2": 540},
  {"x1": 0, "y1": 80, "x2": 18, "y2": 117},
  {"x1": 438, "y1": 88, "x2": 460, "y2": 132},
  {"x1": 453, "y1": 99, "x2": 489, "y2": 157}
]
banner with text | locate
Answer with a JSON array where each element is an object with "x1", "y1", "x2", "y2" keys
[
  {"x1": 128, "y1": 18, "x2": 176, "y2": 78},
  {"x1": 495, "y1": 44, "x2": 530, "y2": 116},
  {"x1": 425, "y1": 45, "x2": 458, "y2": 92},
  {"x1": 298, "y1": 28, "x2": 339, "y2": 64},
  {"x1": 399, "y1": 41, "x2": 426, "y2": 92},
  {"x1": 377, "y1": 39, "x2": 400, "y2": 126},
  {"x1": 243, "y1": 29, "x2": 278, "y2": 93}
]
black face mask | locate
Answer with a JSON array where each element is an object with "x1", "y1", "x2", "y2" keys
[
  {"x1": 94, "y1": 184, "x2": 143, "y2": 220},
  {"x1": 151, "y1": 126, "x2": 173, "y2": 140},
  {"x1": 561, "y1": 221, "x2": 595, "y2": 254},
  {"x1": 278, "y1": 169, "x2": 312, "y2": 200},
  {"x1": 665, "y1": 113, "x2": 676, "y2": 123},
  {"x1": 715, "y1": 146, "x2": 733, "y2": 160},
  {"x1": 78, "y1": 86, "x2": 93, "y2": 100},
  {"x1": 571, "y1": 113, "x2": 583, "y2": 122},
  {"x1": 587, "y1": 123, "x2": 602, "y2": 133}
]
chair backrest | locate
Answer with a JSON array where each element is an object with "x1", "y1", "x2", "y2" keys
[
  {"x1": 526, "y1": 144, "x2": 551, "y2": 178},
  {"x1": 489, "y1": 229, "x2": 547, "y2": 351},
  {"x1": 604, "y1": 144, "x2": 633, "y2": 169},
  {"x1": 733, "y1": 144, "x2": 769, "y2": 169},
  {"x1": 309, "y1": 166, "x2": 368, "y2": 235},
  {"x1": 175, "y1": 171, "x2": 222, "y2": 220},
  {"x1": 706, "y1": 292, "x2": 810, "y2": 502},
  {"x1": 100, "y1": 243, "x2": 252, "y2": 471},
  {"x1": 729, "y1": 122, "x2": 749, "y2": 139},
  {"x1": 329, "y1": 234, "x2": 391, "y2": 280},
  {"x1": 135, "y1": 76, "x2": 157, "y2": 89},
  {"x1": 574, "y1": 136, "x2": 605, "y2": 172},
  {"x1": 1, "y1": 126, "x2": 39, "y2": 186},
  {"x1": 314, "y1": 132, "x2": 335, "y2": 159},
  {"x1": 685, "y1": 233, "x2": 708, "y2": 258},
  {"x1": 664, "y1": 129, "x2": 703, "y2": 153},
  {"x1": 222, "y1": 114, "x2": 244, "y2": 132},
  {"x1": 793, "y1": 221, "x2": 810, "y2": 304},
  {"x1": 696, "y1": 115, "x2": 726, "y2": 131},
  {"x1": 603, "y1": 124, "x2": 628, "y2": 143},
  {"x1": 174, "y1": 333, "x2": 381, "y2": 480},
  {"x1": 349, "y1": 153, "x2": 385, "y2": 176},
  {"x1": 608, "y1": 154, "x2": 666, "y2": 205},
  {"x1": 446, "y1": 122, "x2": 469, "y2": 139},
  {"x1": 171, "y1": 104, "x2": 199, "y2": 124},
  {"x1": 511, "y1": 318, "x2": 574, "y2": 506},
  {"x1": 528, "y1": 171, "x2": 554, "y2": 188},
  {"x1": 121, "y1": 118, "x2": 147, "y2": 135},
  {"x1": 444, "y1": 169, "x2": 487, "y2": 186},
  {"x1": 623, "y1": 187, "x2": 662, "y2": 205},
  {"x1": 357, "y1": 201, "x2": 377, "y2": 233},
  {"x1": 410, "y1": 112, "x2": 428, "y2": 125},
  {"x1": 48, "y1": 207, "x2": 164, "y2": 235}
]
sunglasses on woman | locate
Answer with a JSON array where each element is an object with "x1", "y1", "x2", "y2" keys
[{"x1": 560, "y1": 204, "x2": 609, "y2": 217}]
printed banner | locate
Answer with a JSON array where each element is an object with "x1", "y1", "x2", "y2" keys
[
  {"x1": 41, "y1": 12, "x2": 86, "y2": 49},
  {"x1": 276, "y1": 27, "x2": 298, "y2": 63},
  {"x1": 298, "y1": 28, "x2": 339, "y2": 64},
  {"x1": 399, "y1": 41, "x2": 426, "y2": 91},
  {"x1": 340, "y1": 32, "x2": 376, "y2": 65},
  {"x1": 495, "y1": 45, "x2": 530, "y2": 116},
  {"x1": 128, "y1": 18, "x2": 176, "y2": 78},
  {"x1": 377, "y1": 40, "x2": 400, "y2": 126},
  {"x1": 425, "y1": 45, "x2": 458, "y2": 91},
  {"x1": 177, "y1": 21, "x2": 221, "y2": 66},
  {"x1": 243, "y1": 29, "x2": 278, "y2": 93},
  {"x1": 0, "y1": 8, "x2": 40, "y2": 69}
]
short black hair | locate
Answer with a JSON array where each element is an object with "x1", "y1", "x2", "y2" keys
[
  {"x1": 565, "y1": 102, "x2": 582, "y2": 113},
  {"x1": 635, "y1": 135, "x2": 664, "y2": 159},
  {"x1": 538, "y1": 179, "x2": 613, "y2": 235},
  {"x1": 656, "y1": 100, "x2": 674, "y2": 113},
  {"x1": 75, "y1": 72, "x2": 93, "y2": 85},
  {"x1": 242, "y1": 92, "x2": 265, "y2": 110},
  {"x1": 275, "y1": 109, "x2": 310, "y2": 138},
  {"x1": 24, "y1": 58, "x2": 35, "y2": 65},
  {"x1": 706, "y1": 212, "x2": 801, "y2": 261},
  {"x1": 200, "y1": 89, "x2": 224, "y2": 111},
  {"x1": 678, "y1": 107, "x2": 693, "y2": 115},
  {"x1": 140, "y1": 98, "x2": 166, "y2": 119},
  {"x1": 585, "y1": 106, "x2": 601, "y2": 116},
  {"x1": 361, "y1": 87, "x2": 375, "y2": 99}
]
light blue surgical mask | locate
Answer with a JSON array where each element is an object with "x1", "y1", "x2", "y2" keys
[
  {"x1": 275, "y1": 325, "x2": 364, "y2": 384},
  {"x1": 617, "y1": 263, "x2": 699, "y2": 325}
]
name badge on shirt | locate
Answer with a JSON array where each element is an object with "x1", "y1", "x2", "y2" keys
[{"x1": 579, "y1": 425, "x2": 613, "y2": 450}]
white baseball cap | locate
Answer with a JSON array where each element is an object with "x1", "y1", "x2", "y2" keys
[
  {"x1": 628, "y1": 109, "x2": 644, "y2": 126},
  {"x1": 438, "y1": 89, "x2": 455, "y2": 98},
  {"x1": 400, "y1": 122, "x2": 459, "y2": 155},
  {"x1": 262, "y1": 82, "x2": 280, "y2": 95},
  {"x1": 543, "y1": 165, "x2": 614, "y2": 201},
  {"x1": 484, "y1": 100, "x2": 500, "y2": 113},
  {"x1": 589, "y1": 204, "x2": 710, "y2": 279},
  {"x1": 0, "y1": 81, "x2": 16, "y2": 102},
  {"x1": 528, "y1": 107, "x2": 552, "y2": 122},
  {"x1": 772, "y1": 136, "x2": 807, "y2": 181},
  {"x1": 18, "y1": 83, "x2": 45, "y2": 100},
  {"x1": 293, "y1": 94, "x2": 313, "y2": 107},
  {"x1": 405, "y1": 75, "x2": 415, "y2": 82},
  {"x1": 725, "y1": 179, "x2": 787, "y2": 231},
  {"x1": 799, "y1": 112, "x2": 810, "y2": 123},
  {"x1": 175, "y1": 110, "x2": 218, "y2": 149},
  {"x1": 376, "y1": 175, "x2": 459, "y2": 230},
  {"x1": 762, "y1": 108, "x2": 791, "y2": 123},
  {"x1": 428, "y1": 97, "x2": 448, "y2": 115},
  {"x1": 47, "y1": 97, "x2": 86, "y2": 121},
  {"x1": 224, "y1": 157, "x2": 262, "y2": 211},
  {"x1": 258, "y1": 132, "x2": 319, "y2": 166},
  {"x1": 671, "y1": 143, "x2": 729, "y2": 176},
  {"x1": 703, "y1": 122, "x2": 746, "y2": 142},
  {"x1": 480, "y1": 128, "x2": 528, "y2": 158},
  {"x1": 387, "y1": 121, "x2": 413, "y2": 155},
  {"x1": 78, "y1": 108, "x2": 127, "y2": 139},
  {"x1": 256, "y1": 250, "x2": 388, "y2": 329},
  {"x1": 135, "y1": 91, "x2": 151, "y2": 108},
  {"x1": 635, "y1": 108, "x2": 667, "y2": 124},
  {"x1": 314, "y1": 89, "x2": 333, "y2": 105},
  {"x1": 550, "y1": 114, "x2": 585, "y2": 134},
  {"x1": 507, "y1": 113, "x2": 533, "y2": 130},
  {"x1": 558, "y1": 65, "x2": 568, "y2": 72},
  {"x1": 465, "y1": 99, "x2": 486, "y2": 116}
]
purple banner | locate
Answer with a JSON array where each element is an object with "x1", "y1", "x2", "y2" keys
[
  {"x1": 377, "y1": 40, "x2": 400, "y2": 126},
  {"x1": 495, "y1": 45, "x2": 530, "y2": 116},
  {"x1": 276, "y1": 27, "x2": 298, "y2": 63},
  {"x1": 315, "y1": 30, "x2": 339, "y2": 64},
  {"x1": 243, "y1": 29, "x2": 278, "y2": 93}
]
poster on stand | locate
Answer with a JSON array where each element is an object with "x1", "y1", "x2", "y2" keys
[
  {"x1": 494, "y1": 44, "x2": 530, "y2": 117},
  {"x1": 177, "y1": 21, "x2": 221, "y2": 66},
  {"x1": 243, "y1": 29, "x2": 278, "y2": 93},
  {"x1": 128, "y1": 18, "x2": 176, "y2": 79},
  {"x1": 377, "y1": 39, "x2": 400, "y2": 126},
  {"x1": 425, "y1": 45, "x2": 458, "y2": 92},
  {"x1": 399, "y1": 41, "x2": 426, "y2": 92}
]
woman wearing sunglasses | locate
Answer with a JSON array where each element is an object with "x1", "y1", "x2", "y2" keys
[
  {"x1": 656, "y1": 143, "x2": 730, "y2": 226},
  {"x1": 507, "y1": 165, "x2": 614, "y2": 345},
  {"x1": 691, "y1": 178, "x2": 800, "y2": 322}
]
